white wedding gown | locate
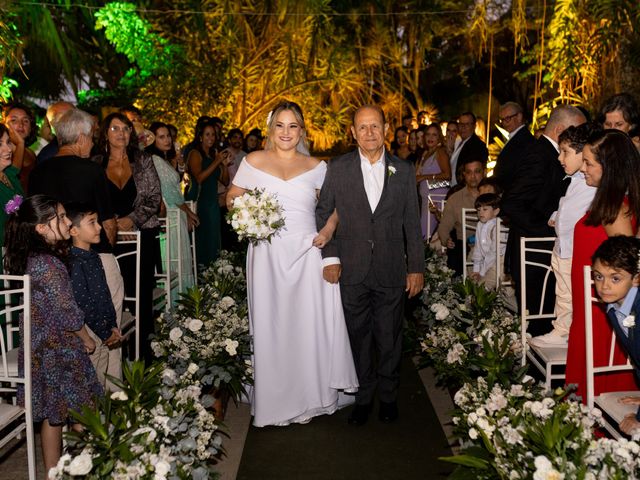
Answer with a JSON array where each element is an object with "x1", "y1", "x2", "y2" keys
[{"x1": 233, "y1": 159, "x2": 358, "y2": 427}]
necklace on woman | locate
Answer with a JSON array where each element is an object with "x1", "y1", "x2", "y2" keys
[{"x1": 0, "y1": 172, "x2": 12, "y2": 189}]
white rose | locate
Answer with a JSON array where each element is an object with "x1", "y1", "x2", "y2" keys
[
  {"x1": 225, "y1": 338, "x2": 239, "y2": 356},
  {"x1": 67, "y1": 453, "x2": 93, "y2": 476},
  {"x1": 187, "y1": 319, "x2": 204, "y2": 332},
  {"x1": 110, "y1": 391, "x2": 128, "y2": 401},
  {"x1": 623, "y1": 314, "x2": 636, "y2": 328},
  {"x1": 468, "y1": 427, "x2": 478, "y2": 439},
  {"x1": 187, "y1": 363, "x2": 199, "y2": 374},
  {"x1": 154, "y1": 460, "x2": 171, "y2": 478},
  {"x1": 169, "y1": 327, "x2": 183, "y2": 341}
]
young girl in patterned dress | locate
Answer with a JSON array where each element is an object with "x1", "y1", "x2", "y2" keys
[{"x1": 3, "y1": 194, "x2": 103, "y2": 477}]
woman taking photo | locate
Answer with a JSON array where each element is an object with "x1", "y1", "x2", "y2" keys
[
  {"x1": 0, "y1": 124, "x2": 23, "y2": 264},
  {"x1": 565, "y1": 129, "x2": 640, "y2": 400},
  {"x1": 95, "y1": 112, "x2": 162, "y2": 363},
  {"x1": 147, "y1": 121, "x2": 198, "y2": 294}
]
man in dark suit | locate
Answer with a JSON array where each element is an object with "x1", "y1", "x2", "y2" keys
[
  {"x1": 492, "y1": 102, "x2": 536, "y2": 195},
  {"x1": 501, "y1": 105, "x2": 586, "y2": 314},
  {"x1": 449, "y1": 112, "x2": 488, "y2": 186},
  {"x1": 316, "y1": 105, "x2": 424, "y2": 425}
]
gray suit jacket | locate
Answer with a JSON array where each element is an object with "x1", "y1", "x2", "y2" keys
[{"x1": 316, "y1": 150, "x2": 424, "y2": 287}]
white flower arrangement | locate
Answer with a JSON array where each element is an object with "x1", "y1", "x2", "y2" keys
[
  {"x1": 387, "y1": 165, "x2": 396, "y2": 176},
  {"x1": 227, "y1": 188, "x2": 285, "y2": 243}
]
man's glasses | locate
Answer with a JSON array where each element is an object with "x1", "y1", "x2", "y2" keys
[{"x1": 499, "y1": 113, "x2": 518, "y2": 124}]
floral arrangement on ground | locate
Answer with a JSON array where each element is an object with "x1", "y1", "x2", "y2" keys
[{"x1": 418, "y1": 246, "x2": 640, "y2": 479}]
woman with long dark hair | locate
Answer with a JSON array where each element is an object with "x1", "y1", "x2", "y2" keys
[
  {"x1": 186, "y1": 118, "x2": 228, "y2": 267},
  {"x1": 94, "y1": 112, "x2": 161, "y2": 362},
  {"x1": 565, "y1": 129, "x2": 640, "y2": 400}
]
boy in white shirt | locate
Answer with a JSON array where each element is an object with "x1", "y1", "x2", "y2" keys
[
  {"x1": 470, "y1": 193, "x2": 505, "y2": 289},
  {"x1": 530, "y1": 124, "x2": 597, "y2": 347}
]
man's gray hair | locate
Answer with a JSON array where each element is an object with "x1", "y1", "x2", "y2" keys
[
  {"x1": 499, "y1": 101, "x2": 523, "y2": 114},
  {"x1": 546, "y1": 105, "x2": 586, "y2": 131},
  {"x1": 56, "y1": 108, "x2": 93, "y2": 146}
]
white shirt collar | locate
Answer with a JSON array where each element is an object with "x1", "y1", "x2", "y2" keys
[
  {"x1": 509, "y1": 124, "x2": 526, "y2": 139},
  {"x1": 358, "y1": 147, "x2": 386, "y2": 167}
]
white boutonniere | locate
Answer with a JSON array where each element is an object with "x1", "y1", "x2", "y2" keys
[
  {"x1": 623, "y1": 314, "x2": 636, "y2": 328},
  {"x1": 388, "y1": 165, "x2": 396, "y2": 177}
]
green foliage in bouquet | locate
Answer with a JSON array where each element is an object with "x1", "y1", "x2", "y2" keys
[
  {"x1": 152, "y1": 286, "x2": 252, "y2": 405},
  {"x1": 51, "y1": 361, "x2": 222, "y2": 479}
]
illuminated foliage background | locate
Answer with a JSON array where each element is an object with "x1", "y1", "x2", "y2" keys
[{"x1": 1, "y1": 0, "x2": 640, "y2": 149}]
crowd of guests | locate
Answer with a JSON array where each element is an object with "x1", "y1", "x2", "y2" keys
[
  {"x1": 0, "y1": 101, "x2": 264, "y2": 473},
  {"x1": 418, "y1": 93, "x2": 640, "y2": 437}
]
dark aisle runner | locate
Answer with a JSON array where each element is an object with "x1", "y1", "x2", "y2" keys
[{"x1": 236, "y1": 356, "x2": 454, "y2": 479}]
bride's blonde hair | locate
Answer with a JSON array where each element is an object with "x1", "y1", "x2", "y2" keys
[{"x1": 265, "y1": 101, "x2": 310, "y2": 155}]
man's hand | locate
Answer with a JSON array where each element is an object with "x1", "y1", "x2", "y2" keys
[
  {"x1": 405, "y1": 272, "x2": 424, "y2": 298},
  {"x1": 446, "y1": 238, "x2": 455, "y2": 249},
  {"x1": 323, "y1": 264, "x2": 341, "y2": 284},
  {"x1": 619, "y1": 413, "x2": 640, "y2": 436}
]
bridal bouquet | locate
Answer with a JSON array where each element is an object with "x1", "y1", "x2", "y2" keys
[{"x1": 227, "y1": 188, "x2": 285, "y2": 243}]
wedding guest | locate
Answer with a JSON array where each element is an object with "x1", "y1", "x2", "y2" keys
[
  {"x1": 4, "y1": 195, "x2": 102, "y2": 475},
  {"x1": 220, "y1": 128, "x2": 246, "y2": 250},
  {"x1": 228, "y1": 100, "x2": 358, "y2": 426},
  {"x1": 597, "y1": 93, "x2": 639, "y2": 134},
  {"x1": 402, "y1": 114, "x2": 414, "y2": 130},
  {"x1": 408, "y1": 129, "x2": 419, "y2": 160},
  {"x1": 95, "y1": 112, "x2": 162, "y2": 363},
  {"x1": 491, "y1": 102, "x2": 536, "y2": 195},
  {"x1": 187, "y1": 118, "x2": 228, "y2": 266},
  {"x1": 591, "y1": 236, "x2": 640, "y2": 435},
  {"x1": 529, "y1": 124, "x2": 596, "y2": 347},
  {"x1": 0, "y1": 124, "x2": 23, "y2": 265},
  {"x1": 3, "y1": 102, "x2": 37, "y2": 192},
  {"x1": 245, "y1": 128, "x2": 263, "y2": 153},
  {"x1": 478, "y1": 177, "x2": 502, "y2": 196},
  {"x1": 36, "y1": 101, "x2": 74, "y2": 164},
  {"x1": 391, "y1": 126, "x2": 412, "y2": 160},
  {"x1": 501, "y1": 105, "x2": 586, "y2": 313},
  {"x1": 417, "y1": 110, "x2": 428, "y2": 125},
  {"x1": 470, "y1": 193, "x2": 504, "y2": 289},
  {"x1": 444, "y1": 120, "x2": 459, "y2": 157},
  {"x1": 565, "y1": 129, "x2": 640, "y2": 402},
  {"x1": 416, "y1": 123, "x2": 450, "y2": 239},
  {"x1": 147, "y1": 121, "x2": 198, "y2": 293},
  {"x1": 436, "y1": 159, "x2": 485, "y2": 275},
  {"x1": 28, "y1": 108, "x2": 124, "y2": 382},
  {"x1": 449, "y1": 112, "x2": 488, "y2": 187},
  {"x1": 66, "y1": 202, "x2": 122, "y2": 388}
]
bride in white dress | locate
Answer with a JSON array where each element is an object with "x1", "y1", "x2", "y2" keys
[{"x1": 226, "y1": 101, "x2": 358, "y2": 427}]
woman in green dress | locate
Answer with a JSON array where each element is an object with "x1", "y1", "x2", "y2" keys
[
  {"x1": 0, "y1": 123, "x2": 24, "y2": 258},
  {"x1": 186, "y1": 119, "x2": 228, "y2": 268}
]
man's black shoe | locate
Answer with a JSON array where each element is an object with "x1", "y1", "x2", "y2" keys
[
  {"x1": 378, "y1": 401, "x2": 398, "y2": 423},
  {"x1": 347, "y1": 404, "x2": 371, "y2": 426}
]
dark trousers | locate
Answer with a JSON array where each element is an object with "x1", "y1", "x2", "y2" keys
[
  {"x1": 447, "y1": 239, "x2": 464, "y2": 277},
  {"x1": 340, "y1": 267, "x2": 405, "y2": 405}
]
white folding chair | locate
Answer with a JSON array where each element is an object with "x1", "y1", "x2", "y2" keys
[
  {"x1": 115, "y1": 231, "x2": 141, "y2": 361},
  {"x1": 186, "y1": 201, "x2": 198, "y2": 285},
  {"x1": 426, "y1": 193, "x2": 446, "y2": 241},
  {"x1": 584, "y1": 265, "x2": 638, "y2": 439},
  {"x1": 462, "y1": 208, "x2": 478, "y2": 281},
  {"x1": 154, "y1": 213, "x2": 181, "y2": 312},
  {"x1": 495, "y1": 218, "x2": 510, "y2": 289},
  {"x1": 520, "y1": 236, "x2": 566, "y2": 390},
  {"x1": 0, "y1": 274, "x2": 35, "y2": 479}
]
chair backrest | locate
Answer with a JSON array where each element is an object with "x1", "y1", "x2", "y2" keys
[
  {"x1": 495, "y1": 218, "x2": 510, "y2": 288},
  {"x1": 115, "y1": 231, "x2": 141, "y2": 360},
  {"x1": 186, "y1": 201, "x2": 198, "y2": 285},
  {"x1": 154, "y1": 215, "x2": 173, "y2": 313},
  {"x1": 462, "y1": 208, "x2": 478, "y2": 281},
  {"x1": 584, "y1": 265, "x2": 634, "y2": 409},
  {"x1": 0, "y1": 274, "x2": 30, "y2": 388},
  {"x1": 519, "y1": 236, "x2": 556, "y2": 364}
]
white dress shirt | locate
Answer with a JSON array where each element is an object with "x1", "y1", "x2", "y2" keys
[
  {"x1": 472, "y1": 218, "x2": 506, "y2": 276},
  {"x1": 551, "y1": 171, "x2": 596, "y2": 258},
  {"x1": 359, "y1": 148, "x2": 386, "y2": 212}
]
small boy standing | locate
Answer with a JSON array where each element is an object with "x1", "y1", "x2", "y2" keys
[
  {"x1": 470, "y1": 193, "x2": 505, "y2": 289},
  {"x1": 66, "y1": 202, "x2": 122, "y2": 388},
  {"x1": 531, "y1": 124, "x2": 597, "y2": 347}
]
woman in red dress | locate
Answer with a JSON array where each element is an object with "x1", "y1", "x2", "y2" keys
[{"x1": 566, "y1": 129, "x2": 640, "y2": 400}]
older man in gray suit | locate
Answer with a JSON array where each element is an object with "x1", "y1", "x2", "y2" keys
[{"x1": 316, "y1": 105, "x2": 424, "y2": 425}]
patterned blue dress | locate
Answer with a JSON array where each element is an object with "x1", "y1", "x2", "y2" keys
[{"x1": 18, "y1": 254, "x2": 103, "y2": 425}]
